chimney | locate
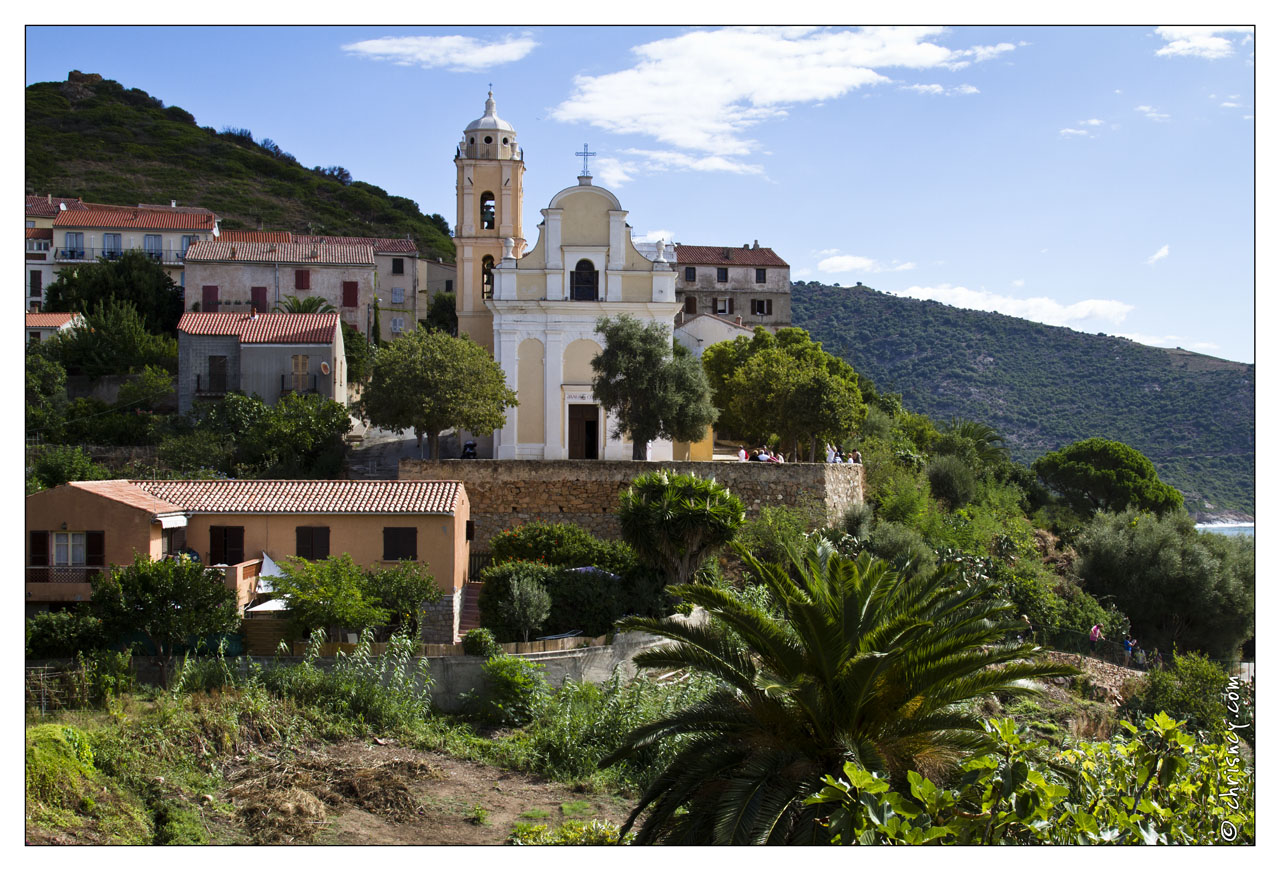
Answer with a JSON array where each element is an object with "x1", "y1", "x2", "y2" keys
[
  {"x1": 250, "y1": 307, "x2": 258, "y2": 319},
  {"x1": 753, "y1": 240, "x2": 759, "y2": 249},
  {"x1": 171, "y1": 199, "x2": 176, "y2": 208},
  {"x1": 743, "y1": 243, "x2": 749, "y2": 249},
  {"x1": 722, "y1": 247, "x2": 730, "y2": 259},
  {"x1": 47, "y1": 194, "x2": 51, "y2": 204},
  {"x1": 735, "y1": 316, "x2": 743, "y2": 325},
  {"x1": 229, "y1": 246, "x2": 237, "y2": 259}
]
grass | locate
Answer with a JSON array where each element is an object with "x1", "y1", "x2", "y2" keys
[
  {"x1": 560, "y1": 800, "x2": 592, "y2": 819},
  {"x1": 518, "y1": 808, "x2": 551, "y2": 820}
]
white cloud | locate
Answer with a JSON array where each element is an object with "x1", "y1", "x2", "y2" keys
[
  {"x1": 621, "y1": 149, "x2": 765, "y2": 175},
  {"x1": 594, "y1": 158, "x2": 635, "y2": 188},
  {"x1": 945, "y1": 41, "x2": 1018, "y2": 68},
  {"x1": 902, "y1": 82, "x2": 979, "y2": 96},
  {"x1": 1120, "y1": 332, "x2": 1220, "y2": 352},
  {"x1": 1012, "y1": 279, "x2": 1025, "y2": 287},
  {"x1": 817, "y1": 253, "x2": 915, "y2": 274},
  {"x1": 551, "y1": 26, "x2": 1016, "y2": 166},
  {"x1": 341, "y1": 34, "x2": 536, "y2": 72},
  {"x1": 1220, "y1": 102, "x2": 1240, "y2": 108},
  {"x1": 631, "y1": 228, "x2": 674, "y2": 244},
  {"x1": 1080, "y1": 118, "x2": 1104, "y2": 126},
  {"x1": 904, "y1": 83, "x2": 945, "y2": 95},
  {"x1": 816, "y1": 248, "x2": 840, "y2": 256},
  {"x1": 1154, "y1": 26, "x2": 1254, "y2": 60},
  {"x1": 1060, "y1": 128, "x2": 1089, "y2": 137},
  {"x1": 1135, "y1": 105, "x2": 1170, "y2": 121},
  {"x1": 1145, "y1": 244, "x2": 1170, "y2": 265},
  {"x1": 792, "y1": 267, "x2": 813, "y2": 278},
  {"x1": 889, "y1": 284, "x2": 1135, "y2": 327}
]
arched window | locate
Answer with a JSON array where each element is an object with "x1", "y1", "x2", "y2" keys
[
  {"x1": 480, "y1": 192, "x2": 496, "y2": 230},
  {"x1": 481, "y1": 255, "x2": 495, "y2": 299},
  {"x1": 570, "y1": 259, "x2": 598, "y2": 301}
]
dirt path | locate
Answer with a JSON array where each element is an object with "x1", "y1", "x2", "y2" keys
[{"x1": 223, "y1": 739, "x2": 634, "y2": 845}]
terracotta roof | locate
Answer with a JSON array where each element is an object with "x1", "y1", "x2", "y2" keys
[
  {"x1": 26, "y1": 312, "x2": 83, "y2": 328},
  {"x1": 26, "y1": 228, "x2": 53, "y2": 240},
  {"x1": 296, "y1": 235, "x2": 419, "y2": 255},
  {"x1": 130, "y1": 480, "x2": 462, "y2": 515},
  {"x1": 219, "y1": 230, "x2": 295, "y2": 244},
  {"x1": 63, "y1": 480, "x2": 187, "y2": 514},
  {"x1": 184, "y1": 241, "x2": 375, "y2": 265},
  {"x1": 674, "y1": 245, "x2": 789, "y2": 267},
  {"x1": 177, "y1": 312, "x2": 339, "y2": 344},
  {"x1": 26, "y1": 196, "x2": 88, "y2": 217},
  {"x1": 137, "y1": 203, "x2": 216, "y2": 215},
  {"x1": 53, "y1": 208, "x2": 218, "y2": 231}
]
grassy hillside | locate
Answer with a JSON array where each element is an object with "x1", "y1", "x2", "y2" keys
[
  {"x1": 791, "y1": 282, "x2": 1254, "y2": 517},
  {"x1": 26, "y1": 72, "x2": 454, "y2": 260}
]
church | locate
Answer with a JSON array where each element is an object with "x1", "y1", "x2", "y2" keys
[{"x1": 453, "y1": 92, "x2": 681, "y2": 460}]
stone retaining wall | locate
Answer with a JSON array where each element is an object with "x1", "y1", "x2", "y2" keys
[{"x1": 400, "y1": 459, "x2": 863, "y2": 550}]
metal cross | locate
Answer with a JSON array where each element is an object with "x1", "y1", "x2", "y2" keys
[{"x1": 575, "y1": 142, "x2": 596, "y2": 176}]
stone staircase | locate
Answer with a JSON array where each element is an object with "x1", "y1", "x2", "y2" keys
[{"x1": 457, "y1": 579, "x2": 485, "y2": 637}]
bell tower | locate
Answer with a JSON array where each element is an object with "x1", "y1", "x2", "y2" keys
[{"x1": 454, "y1": 90, "x2": 525, "y2": 352}]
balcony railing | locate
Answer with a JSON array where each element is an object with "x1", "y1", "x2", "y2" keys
[
  {"x1": 26, "y1": 566, "x2": 103, "y2": 584},
  {"x1": 54, "y1": 245, "x2": 188, "y2": 265},
  {"x1": 281, "y1": 374, "x2": 318, "y2": 395},
  {"x1": 195, "y1": 373, "x2": 228, "y2": 396}
]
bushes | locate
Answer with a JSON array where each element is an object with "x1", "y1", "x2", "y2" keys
[
  {"x1": 477, "y1": 562, "x2": 558, "y2": 643},
  {"x1": 1121, "y1": 651, "x2": 1237, "y2": 741},
  {"x1": 736, "y1": 505, "x2": 811, "y2": 565},
  {"x1": 27, "y1": 444, "x2": 109, "y2": 492},
  {"x1": 490, "y1": 521, "x2": 635, "y2": 574},
  {"x1": 839, "y1": 501, "x2": 875, "y2": 540},
  {"x1": 462, "y1": 628, "x2": 502, "y2": 658},
  {"x1": 508, "y1": 819, "x2": 634, "y2": 845},
  {"x1": 867, "y1": 521, "x2": 935, "y2": 572},
  {"x1": 926, "y1": 454, "x2": 977, "y2": 510},
  {"x1": 26, "y1": 609, "x2": 108, "y2": 658},
  {"x1": 467, "y1": 655, "x2": 550, "y2": 727}
]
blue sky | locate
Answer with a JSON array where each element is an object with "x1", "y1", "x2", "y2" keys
[{"x1": 24, "y1": 22, "x2": 1258, "y2": 362}]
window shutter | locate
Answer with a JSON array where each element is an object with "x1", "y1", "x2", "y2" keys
[
  {"x1": 30, "y1": 531, "x2": 49, "y2": 566},
  {"x1": 202, "y1": 285, "x2": 219, "y2": 312},
  {"x1": 295, "y1": 269, "x2": 310, "y2": 290},
  {"x1": 315, "y1": 527, "x2": 330, "y2": 560},
  {"x1": 86, "y1": 531, "x2": 105, "y2": 566},
  {"x1": 251, "y1": 286, "x2": 268, "y2": 312},
  {"x1": 342, "y1": 281, "x2": 358, "y2": 307},
  {"x1": 728, "y1": 297, "x2": 735, "y2": 315},
  {"x1": 766, "y1": 299, "x2": 773, "y2": 315},
  {"x1": 227, "y1": 527, "x2": 245, "y2": 564},
  {"x1": 465, "y1": 520, "x2": 475, "y2": 542},
  {"x1": 295, "y1": 526, "x2": 313, "y2": 560}
]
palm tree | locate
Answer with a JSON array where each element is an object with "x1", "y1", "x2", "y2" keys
[
  {"x1": 274, "y1": 295, "x2": 336, "y2": 314},
  {"x1": 945, "y1": 418, "x2": 1009, "y2": 467},
  {"x1": 603, "y1": 545, "x2": 1076, "y2": 845}
]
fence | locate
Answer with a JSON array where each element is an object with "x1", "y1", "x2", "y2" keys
[{"x1": 1034, "y1": 624, "x2": 1254, "y2": 681}]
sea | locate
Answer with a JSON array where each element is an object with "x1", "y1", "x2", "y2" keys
[{"x1": 1195, "y1": 523, "x2": 1254, "y2": 538}]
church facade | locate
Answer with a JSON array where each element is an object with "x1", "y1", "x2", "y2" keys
[{"x1": 454, "y1": 93, "x2": 680, "y2": 460}]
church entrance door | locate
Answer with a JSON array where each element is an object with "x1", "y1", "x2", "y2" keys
[{"x1": 568, "y1": 404, "x2": 600, "y2": 460}]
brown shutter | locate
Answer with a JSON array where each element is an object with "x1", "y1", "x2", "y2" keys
[
  {"x1": 314, "y1": 527, "x2": 330, "y2": 560},
  {"x1": 342, "y1": 281, "x2": 358, "y2": 307},
  {"x1": 202, "y1": 285, "x2": 219, "y2": 312},
  {"x1": 227, "y1": 527, "x2": 244, "y2": 565},
  {"x1": 30, "y1": 531, "x2": 49, "y2": 566},
  {"x1": 86, "y1": 531, "x2": 105, "y2": 566},
  {"x1": 728, "y1": 297, "x2": 735, "y2": 315},
  {"x1": 295, "y1": 526, "x2": 312, "y2": 560},
  {"x1": 251, "y1": 286, "x2": 268, "y2": 312},
  {"x1": 295, "y1": 269, "x2": 310, "y2": 290}
]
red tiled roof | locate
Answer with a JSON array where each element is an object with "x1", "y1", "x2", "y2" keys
[
  {"x1": 219, "y1": 230, "x2": 295, "y2": 244},
  {"x1": 130, "y1": 479, "x2": 462, "y2": 515},
  {"x1": 296, "y1": 235, "x2": 419, "y2": 255},
  {"x1": 184, "y1": 241, "x2": 375, "y2": 265},
  {"x1": 53, "y1": 208, "x2": 217, "y2": 231},
  {"x1": 64, "y1": 480, "x2": 187, "y2": 514},
  {"x1": 26, "y1": 228, "x2": 54, "y2": 240},
  {"x1": 137, "y1": 203, "x2": 216, "y2": 215},
  {"x1": 26, "y1": 312, "x2": 83, "y2": 329},
  {"x1": 177, "y1": 312, "x2": 339, "y2": 344},
  {"x1": 26, "y1": 196, "x2": 88, "y2": 217},
  {"x1": 674, "y1": 245, "x2": 789, "y2": 267}
]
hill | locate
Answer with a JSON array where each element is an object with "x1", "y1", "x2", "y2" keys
[
  {"x1": 25, "y1": 71, "x2": 454, "y2": 260},
  {"x1": 791, "y1": 282, "x2": 1254, "y2": 518}
]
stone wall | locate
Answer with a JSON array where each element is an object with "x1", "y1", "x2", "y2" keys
[
  {"x1": 420, "y1": 587, "x2": 463, "y2": 644},
  {"x1": 400, "y1": 459, "x2": 863, "y2": 551}
]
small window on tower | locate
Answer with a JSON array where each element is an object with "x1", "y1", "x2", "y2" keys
[
  {"x1": 480, "y1": 192, "x2": 496, "y2": 230},
  {"x1": 484, "y1": 135, "x2": 493, "y2": 144}
]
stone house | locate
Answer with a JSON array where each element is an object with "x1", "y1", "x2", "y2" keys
[
  {"x1": 672, "y1": 243, "x2": 791, "y2": 330},
  {"x1": 25, "y1": 478, "x2": 473, "y2": 642},
  {"x1": 50, "y1": 201, "x2": 219, "y2": 290},
  {"x1": 176, "y1": 311, "x2": 346, "y2": 414}
]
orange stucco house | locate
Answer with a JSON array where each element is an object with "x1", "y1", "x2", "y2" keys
[{"x1": 26, "y1": 479, "x2": 472, "y2": 642}]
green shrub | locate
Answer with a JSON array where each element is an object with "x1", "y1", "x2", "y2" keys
[
  {"x1": 157, "y1": 430, "x2": 234, "y2": 474},
  {"x1": 736, "y1": 505, "x2": 810, "y2": 565},
  {"x1": 490, "y1": 521, "x2": 636, "y2": 574},
  {"x1": 28, "y1": 444, "x2": 109, "y2": 491},
  {"x1": 927, "y1": 454, "x2": 977, "y2": 510},
  {"x1": 1121, "y1": 651, "x2": 1233, "y2": 740},
  {"x1": 468, "y1": 655, "x2": 550, "y2": 727},
  {"x1": 867, "y1": 521, "x2": 936, "y2": 572},
  {"x1": 477, "y1": 561, "x2": 558, "y2": 642},
  {"x1": 26, "y1": 609, "x2": 108, "y2": 658},
  {"x1": 874, "y1": 467, "x2": 931, "y2": 525},
  {"x1": 462, "y1": 628, "x2": 503, "y2": 657},
  {"x1": 508, "y1": 819, "x2": 635, "y2": 845},
  {"x1": 840, "y1": 501, "x2": 875, "y2": 540},
  {"x1": 542, "y1": 565, "x2": 667, "y2": 637}
]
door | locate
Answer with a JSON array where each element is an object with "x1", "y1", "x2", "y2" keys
[
  {"x1": 202, "y1": 285, "x2": 219, "y2": 312},
  {"x1": 568, "y1": 404, "x2": 600, "y2": 460},
  {"x1": 251, "y1": 286, "x2": 268, "y2": 312}
]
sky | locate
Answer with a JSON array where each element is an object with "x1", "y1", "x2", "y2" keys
[{"x1": 22, "y1": 19, "x2": 1260, "y2": 363}]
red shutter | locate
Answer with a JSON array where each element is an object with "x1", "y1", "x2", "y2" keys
[
  {"x1": 251, "y1": 286, "x2": 268, "y2": 312},
  {"x1": 342, "y1": 281, "x2": 358, "y2": 308},
  {"x1": 201, "y1": 285, "x2": 219, "y2": 312},
  {"x1": 295, "y1": 269, "x2": 310, "y2": 290}
]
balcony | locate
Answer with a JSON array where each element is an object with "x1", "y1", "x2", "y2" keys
[
  {"x1": 54, "y1": 245, "x2": 187, "y2": 265},
  {"x1": 280, "y1": 374, "x2": 318, "y2": 396},
  {"x1": 26, "y1": 566, "x2": 102, "y2": 603},
  {"x1": 195, "y1": 373, "x2": 228, "y2": 396}
]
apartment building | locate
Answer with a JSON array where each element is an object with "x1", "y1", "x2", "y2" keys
[{"x1": 673, "y1": 242, "x2": 791, "y2": 330}]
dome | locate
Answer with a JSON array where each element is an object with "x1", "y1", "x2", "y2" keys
[{"x1": 464, "y1": 90, "x2": 516, "y2": 134}]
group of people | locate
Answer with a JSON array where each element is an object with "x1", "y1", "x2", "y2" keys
[
  {"x1": 738, "y1": 446, "x2": 786, "y2": 463},
  {"x1": 825, "y1": 443, "x2": 862, "y2": 464},
  {"x1": 1091, "y1": 623, "x2": 1163, "y2": 671}
]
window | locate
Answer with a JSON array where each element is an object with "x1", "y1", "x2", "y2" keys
[
  {"x1": 715, "y1": 297, "x2": 735, "y2": 315},
  {"x1": 716, "y1": 267, "x2": 728, "y2": 283},
  {"x1": 29, "y1": 331, "x2": 41, "y2": 345},
  {"x1": 444, "y1": 279, "x2": 453, "y2": 293},
  {"x1": 201, "y1": 285, "x2": 219, "y2": 313},
  {"x1": 295, "y1": 269, "x2": 310, "y2": 290},
  {"x1": 752, "y1": 299, "x2": 773, "y2": 316},
  {"x1": 342, "y1": 281, "x2": 358, "y2": 307},
  {"x1": 480, "y1": 192, "x2": 496, "y2": 230},
  {"x1": 684, "y1": 266, "x2": 696, "y2": 281},
  {"x1": 102, "y1": 233, "x2": 123, "y2": 258},
  {"x1": 251, "y1": 286, "x2": 268, "y2": 312},
  {"x1": 52, "y1": 532, "x2": 84, "y2": 565},
  {"x1": 291, "y1": 355, "x2": 309, "y2": 392},
  {"x1": 755, "y1": 268, "x2": 767, "y2": 283},
  {"x1": 391, "y1": 257, "x2": 405, "y2": 275},
  {"x1": 481, "y1": 255, "x2": 495, "y2": 299},
  {"x1": 684, "y1": 295, "x2": 697, "y2": 315},
  {"x1": 383, "y1": 527, "x2": 417, "y2": 561},
  {"x1": 391, "y1": 316, "x2": 405, "y2": 333},
  {"x1": 209, "y1": 526, "x2": 245, "y2": 565},
  {"x1": 180, "y1": 235, "x2": 196, "y2": 258},
  {"x1": 143, "y1": 234, "x2": 163, "y2": 260},
  {"x1": 570, "y1": 259, "x2": 599, "y2": 301},
  {"x1": 390, "y1": 287, "x2": 405, "y2": 304},
  {"x1": 206, "y1": 355, "x2": 228, "y2": 393},
  {"x1": 63, "y1": 232, "x2": 84, "y2": 257},
  {"x1": 30, "y1": 271, "x2": 42, "y2": 297},
  {"x1": 295, "y1": 526, "x2": 330, "y2": 561}
]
